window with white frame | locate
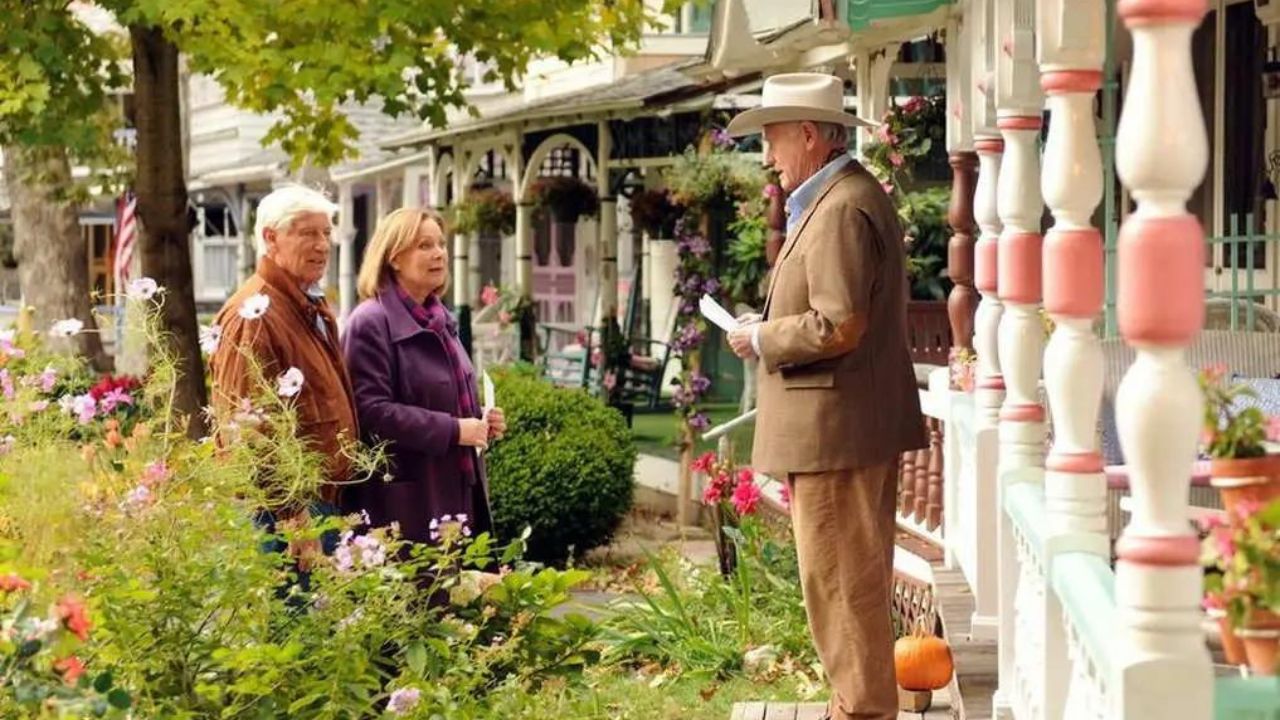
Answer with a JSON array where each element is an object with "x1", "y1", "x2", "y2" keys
[{"x1": 193, "y1": 203, "x2": 242, "y2": 302}]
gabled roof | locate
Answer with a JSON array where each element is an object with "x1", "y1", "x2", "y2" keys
[{"x1": 380, "y1": 60, "x2": 708, "y2": 150}]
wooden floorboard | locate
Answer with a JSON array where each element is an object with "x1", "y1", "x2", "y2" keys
[
  {"x1": 729, "y1": 693, "x2": 952, "y2": 720},
  {"x1": 932, "y1": 563, "x2": 997, "y2": 720}
]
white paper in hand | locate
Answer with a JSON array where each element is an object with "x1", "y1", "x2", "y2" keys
[
  {"x1": 699, "y1": 294, "x2": 740, "y2": 332},
  {"x1": 482, "y1": 371, "x2": 496, "y2": 416}
]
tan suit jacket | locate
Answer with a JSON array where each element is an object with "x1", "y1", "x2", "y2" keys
[{"x1": 751, "y1": 160, "x2": 926, "y2": 477}]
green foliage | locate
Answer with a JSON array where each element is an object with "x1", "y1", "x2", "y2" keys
[
  {"x1": 1202, "y1": 499, "x2": 1280, "y2": 630},
  {"x1": 899, "y1": 187, "x2": 952, "y2": 301},
  {"x1": 454, "y1": 188, "x2": 517, "y2": 237},
  {"x1": 722, "y1": 215, "x2": 768, "y2": 309},
  {"x1": 485, "y1": 368, "x2": 636, "y2": 563},
  {"x1": 1199, "y1": 365, "x2": 1278, "y2": 459},
  {"x1": 0, "y1": 1, "x2": 131, "y2": 195},
  {"x1": 530, "y1": 176, "x2": 599, "y2": 224},
  {"x1": 0, "y1": 302, "x2": 602, "y2": 719},
  {"x1": 665, "y1": 145, "x2": 769, "y2": 216},
  {"x1": 600, "y1": 517, "x2": 815, "y2": 680},
  {"x1": 94, "y1": 0, "x2": 681, "y2": 169},
  {"x1": 861, "y1": 95, "x2": 946, "y2": 193}
]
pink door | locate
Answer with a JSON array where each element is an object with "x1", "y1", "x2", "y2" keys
[{"x1": 533, "y1": 216, "x2": 578, "y2": 343}]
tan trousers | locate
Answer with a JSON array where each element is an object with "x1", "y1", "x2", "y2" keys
[{"x1": 788, "y1": 460, "x2": 899, "y2": 720}]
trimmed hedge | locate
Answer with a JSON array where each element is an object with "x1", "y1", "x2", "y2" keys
[{"x1": 486, "y1": 365, "x2": 636, "y2": 563}]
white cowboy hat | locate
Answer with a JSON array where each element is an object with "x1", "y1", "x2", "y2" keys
[{"x1": 726, "y1": 73, "x2": 871, "y2": 138}]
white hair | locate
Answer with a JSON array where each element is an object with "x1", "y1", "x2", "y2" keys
[
  {"x1": 815, "y1": 122, "x2": 849, "y2": 147},
  {"x1": 253, "y1": 185, "x2": 339, "y2": 258}
]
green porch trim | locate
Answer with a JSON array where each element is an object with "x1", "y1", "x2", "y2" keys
[
  {"x1": 1050, "y1": 553, "x2": 1116, "y2": 682},
  {"x1": 845, "y1": 0, "x2": 952, "y2": 30}
]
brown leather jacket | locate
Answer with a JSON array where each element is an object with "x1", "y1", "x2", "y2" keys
[{"x1": 209, "y1": 256, "x2": 359, "y2": 505}]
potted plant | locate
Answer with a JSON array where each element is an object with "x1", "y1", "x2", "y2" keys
[
  {"x1": 529, "y1": 176, "x2": 599, "y2": 224},
  {"x1": 1199, "y1": 365, "x2": 1280, "y2": 513},
  {"x1": 453, "y1": 188, "x2": 516, "y2": 236},
  {"x1": 1202, "y1": 498, "x2": 1280, "y2": 675},
  {"x1": 629, "y1": 188, "x2": 678, "y2": 238},
  {"x1": 948, "y1": 347, "x2": 977, "y2": 393}
]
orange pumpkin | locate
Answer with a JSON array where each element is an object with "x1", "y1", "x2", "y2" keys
[{"x1": 894, "y1": 630, "x2": 954, "y2": 691}]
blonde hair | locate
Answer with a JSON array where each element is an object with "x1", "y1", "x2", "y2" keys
[{"x1": 356, "y1": 207, "x2": 449, "y2": 300}]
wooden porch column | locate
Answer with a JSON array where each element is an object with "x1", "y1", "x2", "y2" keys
[
  {"x1": 993, "y1": 0, "x2": 1045, "y2": 716},
  {"x1": 1037, "y1": 0, "x2": 1110, "y2": 717},
  {"x1": 1112, "y1": 1, "x2": 1213, "y2": 717},
  {"x1": 598, "y1": 121, "x2": 618, "y2": 324},
  {"x1": 946, "y1": 11, "x2": 979, "y2": 353},
  {"x1": 337, "y1": 181, "x2": 356, "y2": 326}
]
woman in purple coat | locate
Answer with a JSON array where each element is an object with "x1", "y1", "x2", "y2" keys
[{"x1": 341, "y1": 207, "x2": 505, "y2": 545}]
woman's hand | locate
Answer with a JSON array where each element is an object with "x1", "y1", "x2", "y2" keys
[
  {"x1": 457, "y1": 418, "x2": 489, "y2": 449},
  {"x1": 486, "y1": 407, "x2": 507, "y2": 440}
]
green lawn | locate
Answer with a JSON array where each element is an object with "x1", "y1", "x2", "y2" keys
[
  {"x1": 510, "y1": 667, "x2": 818, "y2": 720},
  {"x1": 630, "y1": 402, "x2": 756, "y2": 462}
]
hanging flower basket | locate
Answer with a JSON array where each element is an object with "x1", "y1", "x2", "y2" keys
[
  {"x1": 628, "y1": 189, "x2": 679, "y2": 238},
  {"x1": 530, "y1": 176, "x2": 599, "y2": 223},
  {"x1": 453, "y1": 188, "x2": 516, "y2": 236}
]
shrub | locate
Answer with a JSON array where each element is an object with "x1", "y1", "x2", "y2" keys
[{"x1": 486, "y1": 367, "x2": 636, "y2": 563}]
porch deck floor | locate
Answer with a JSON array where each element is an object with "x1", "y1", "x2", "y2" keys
[
  {"x1": 728, "y1": 693, "x2": 952, "y2": 720},
  {"x1": 933, "y1": 563, "x2": 996, "y2": 720}
]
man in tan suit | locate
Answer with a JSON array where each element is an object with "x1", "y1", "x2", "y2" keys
[{"x1": 725, "y1": 73, "x2": 926, "y2": 720}]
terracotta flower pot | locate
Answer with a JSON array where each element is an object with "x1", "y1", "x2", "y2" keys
[
  {"x1": 1236, "y1": 628, "x2": 1280, "y2": 676},
  {"x1": 1209, "y1": 455, "x2": 1280, "y2": 514},
  {"x1": 1209, "y1": 609, "x2": 1248, "y2": 666}
]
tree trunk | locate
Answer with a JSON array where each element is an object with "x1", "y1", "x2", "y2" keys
[
  {"x1": 1, "y1": 144, "x2": 110, "y2": 370},
  {"x1": 130, "y1": 25, "x2": 207, "y2": 438}
]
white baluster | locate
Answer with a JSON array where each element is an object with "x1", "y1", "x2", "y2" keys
[
  {"x1": 1112, "y1": 1, "x2": 1213, "y2": 718},
  {"x1": 992, "y1": 1, "x2": 1044, "y2": 717},
  {"x1": 1037, "y1": 0, "x2": 1111, "y2": 717}
]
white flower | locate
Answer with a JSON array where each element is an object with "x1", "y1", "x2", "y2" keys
[
  {"x1": 387, "y1": 687, "x2": 421, "y2": 715},
  {"x1": 277, "y1": 367, "x2": 305, "y2": 398},
  {"x1": 199, "y1": 324, "x2": 222, "y2": 355},
  {"x1": 126, "y1": 277, "x2": 160, "y2": 300},
  {"x1": 124, "y1": 484, "x2": 152, "y2": 508},
  {"x1": 0, "y1": 436, "x2": 14, "y2": 455},
  {"x1": 49, "y1": 319, "x2": 84, "y2": 338},
  {"x1": 238, "y1": 293, "x2": 271, "y2": 320},
  {"x1": 58, "y1": 395, "x2": 75, "y2": 414}
]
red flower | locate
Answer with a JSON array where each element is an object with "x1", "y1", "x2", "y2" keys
[
  {"x1": 54, "y1": 656, "x2": 86, "y2": 685},
  {"x1": 55, "y1": 595, "x2": 92, "y2": 642},
  {"x1": 732, "y1": 475, "x2": 762, "y2": 516},
  {"x1": 0, "y1": 574, "x2": 31, "y2": 593},
  {"x1": 736, "y1": 468, "x2": 754, "y2": 486},
  {"x1": 691, "y1": 451, "x2": 717, "y2": 475},
  {"x1": 702, "y1": 483, "x2": 723, "y2": 505},
  {"x1": 903, "y1": 96, "x2": 926, "y2": 114}
]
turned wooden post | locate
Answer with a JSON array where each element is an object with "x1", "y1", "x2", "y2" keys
[
  {"x1": 927, "y1": 417, "x2": 944, "y2": 531},
  {"x1": 899, "y1": 451, "x2": 916, "y2": 516},
  {"x1": 913, "y1": 443, "x2": 930, "y2": 523},
  {"x1": 948, "y1": 152, "x2": 980, "y2": 352}
]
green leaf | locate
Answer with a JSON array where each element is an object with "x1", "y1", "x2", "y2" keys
[
  {"x1": 107, "y1": 688, "x2": 132, "y2": 709},
  {"x1": 406, "y1": 641, "x2": 427, "y2": 675},
  {"x1": 93, "y1": 670, "x2": 113, "y2": 693}
]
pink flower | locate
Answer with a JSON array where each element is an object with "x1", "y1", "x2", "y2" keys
[
  {"x1": 1266, "y1": 416, "x2": 1280, "y2": 442},
  {"x1": 881, "y1": 182, "x2": 895, "y2": 195},
  {"x1": 602, "y1": 370, "x2": 617, "y2": 392},
  {"x1": 38, "y1": 366, "x2": 57, "y2": 393},
  {"x1": 691, "y1": 451, "x2": 717, "y2": 475},
  {"x1": 1198, "y1": 513, "x2": 1226, "y2": 532},
  {"x1": 1203, "y1": 363, "x2": 1229, "y2": 383},
  {"x1": 0, "y1": 369, "x2": 13, "y2": 400},
  {"x1": 1234, "y1": 499, "x2": 1263, "y2": 521},
  {"x1": 99, "y1": 387, "x2": 133, "y2": 415},
  {"x1": 889, "y1": 152, "x2": 905, "y2": 168},
  {"x1": 498, "y1": 310, "x2": 512, "y2": 325},
  {"x1": 1202, "y1": 593, "x2": 1226, "y2": 611},
  {"x1": 702, "y1": 482, "x2": 723, "y2": 505},
  {"x1": 875, "y1": 124, "x2": 891, "y2": 143},
  {"x1": 762, "y1": 184, "x2": 782, "y2": 199},
  {"x1": 903, "y1": 96, "x2": 926, "y2": 114},
  {"x1": 480, "y1": 284, "x2": 500, "y2": 308},
  {"x1": 732, "y1": 475, "x2": 762, "y2": 516},
  {"x1": 1213, "y1": 528, "x2": 1236, "y2": 560},
  {"x1": 779, "y1": 483, "x2": 791, "y2": 511},
  {"x1": 142, "y1": 460, "x2": 172, "y2": 486}
]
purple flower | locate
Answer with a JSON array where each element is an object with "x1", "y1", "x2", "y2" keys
[
  {"x1": 99, "y1": 388, "x2": 133, "y2": 415},
  {"x1": 688, "y1": 412, "x2": 710, "y2": 431},
  {"x1": 388, "y1": 687, "x2": 421, "y2": 715},
  {"x1": 38, "y1": 366, "x2": 57, "y2": 393},
  {"x1": 681, "y1": 302, "x2": 697, "y2": 316},
  {"x1": 124, "y1": 484, "x2": 152, "y2": 509},
  {"x1": 703, "y1": 278, "x2": 721, "y2": 295},
  {"x1": 682, "y1": 275, "x2": 704, "y2": 295},
  {"x1": 71, "y1": 394, "x2": 96, "y2": 425},
  {"x1": 690, "y1": 373, "x2": 712, "y2": 395},
  {"x1": 0, "y1": 370, "x2": 12, "y2": 400},
  {"x1": 711, "y1": 128, "x2": 735, "y2": 149}
]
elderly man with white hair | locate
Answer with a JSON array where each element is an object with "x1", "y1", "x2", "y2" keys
[
  {"x1": 209, "y1": 184, "x2": 359, "y2": 568},
  {"x1": 724, "y1": 74, "x2": 925, "y2": 720}
]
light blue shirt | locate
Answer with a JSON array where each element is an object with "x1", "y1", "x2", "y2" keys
[
  {"x1": 751, "y1": 152, "x2": 855, "y2": 355},
  {"x1": 784, "y1": 152, "x2": 854, "y2": 235}
]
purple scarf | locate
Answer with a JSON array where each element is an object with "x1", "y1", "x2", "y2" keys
[{"x1": 395, "y1": 284, "x2": 480, "y2": 483}]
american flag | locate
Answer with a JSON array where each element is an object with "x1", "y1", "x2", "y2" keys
[{"x1": 113, "y1": 191, "x2": 137, "y2": 294}]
